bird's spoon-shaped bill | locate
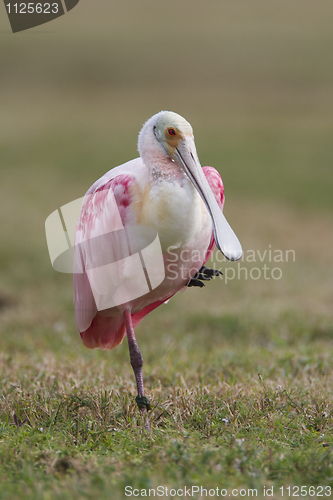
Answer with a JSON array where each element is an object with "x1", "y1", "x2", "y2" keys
[{"x1": 174, "y1": 137, "x2": 242, "y2": 261}]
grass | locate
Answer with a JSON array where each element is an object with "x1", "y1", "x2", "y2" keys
[
  {"x1": 1, "y1": 0, "x2": 333, "y2": 498},
  {"x1": 1, "y1": 312, "x2": 333, "y2": 499}
]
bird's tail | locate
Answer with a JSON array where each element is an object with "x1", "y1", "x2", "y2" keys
[{"x1": 80, "y1": 314, "x2": 126, "y2": 351}]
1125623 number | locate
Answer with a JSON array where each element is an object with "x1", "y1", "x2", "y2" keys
[
  {"x1": 6, "y1": 3, "x2": 59, "y2": 14},
  {"x1": 280, "y1": 485, "x2": 331, "y2": 496}
]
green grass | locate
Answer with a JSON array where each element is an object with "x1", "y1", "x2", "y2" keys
[
  {"x1": 1, "y1": 0, "x2": 333, "y2": 498},
  {"x1": 1, "y1": 312, "x2": 333, "y2": 499}
]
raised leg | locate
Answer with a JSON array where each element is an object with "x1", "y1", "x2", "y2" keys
[{"x1": 124, "y1": 309, "x2": 151, "y2": 431}]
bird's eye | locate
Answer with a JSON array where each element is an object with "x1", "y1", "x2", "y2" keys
[{"x1": 167, "y1": 128, "x2": 176, "y2": 136}]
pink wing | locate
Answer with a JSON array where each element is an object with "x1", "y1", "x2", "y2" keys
[
  {"x1": 73, "y1": 158, "x2": 150, "y2": 350},
  {"x1": 202, "y1": 166, "x2": 225, "y2": 264},
  {"x1": 74, "y1": 164, "x2": 224, "y2": 351}
]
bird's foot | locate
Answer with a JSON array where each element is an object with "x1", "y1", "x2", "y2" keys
[
  {"x1": 187, "y1": 266, "x2": 222, "y2": 288},
  {"x1": 135, "y1": 395, "x2": 151, "y2": 411},
  {"x1": 136, "y1": 395, "x2": 152, "y2": 433}
]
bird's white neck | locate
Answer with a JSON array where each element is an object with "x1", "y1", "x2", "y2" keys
[{"x1": 138, "y1": 123, "x2": 186, "y2": 183}]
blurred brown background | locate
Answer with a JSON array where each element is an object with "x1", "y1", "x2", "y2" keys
[{"x1": 0, "y1": 0, "x2": 332, "y2": 345}]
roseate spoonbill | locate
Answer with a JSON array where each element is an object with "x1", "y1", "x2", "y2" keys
[{"x1": 74, "y1": 111, "x2": 242, "y2": 429}]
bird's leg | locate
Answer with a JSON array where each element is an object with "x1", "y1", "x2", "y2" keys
[
  {"x1": 124, "y1": 309, "x2": 151, "y2": 431},
  {"x1": 188, "y1": 266, "x2": 222, "y2": 288}
]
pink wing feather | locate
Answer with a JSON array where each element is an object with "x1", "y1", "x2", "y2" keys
[
  {"x1": 74, "y1": 158, "x2": 148, "y2": 350},
  {"x1": 73, "y1": 172, "x2": 135, "y2": 350}
]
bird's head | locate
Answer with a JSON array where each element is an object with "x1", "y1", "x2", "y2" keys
[
  {"x1": 138, "y1": 111, "x2": 242, "y2": 261},
  {"x1": 151, "y1": 111, "x2": 194, "y2": 159}
]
